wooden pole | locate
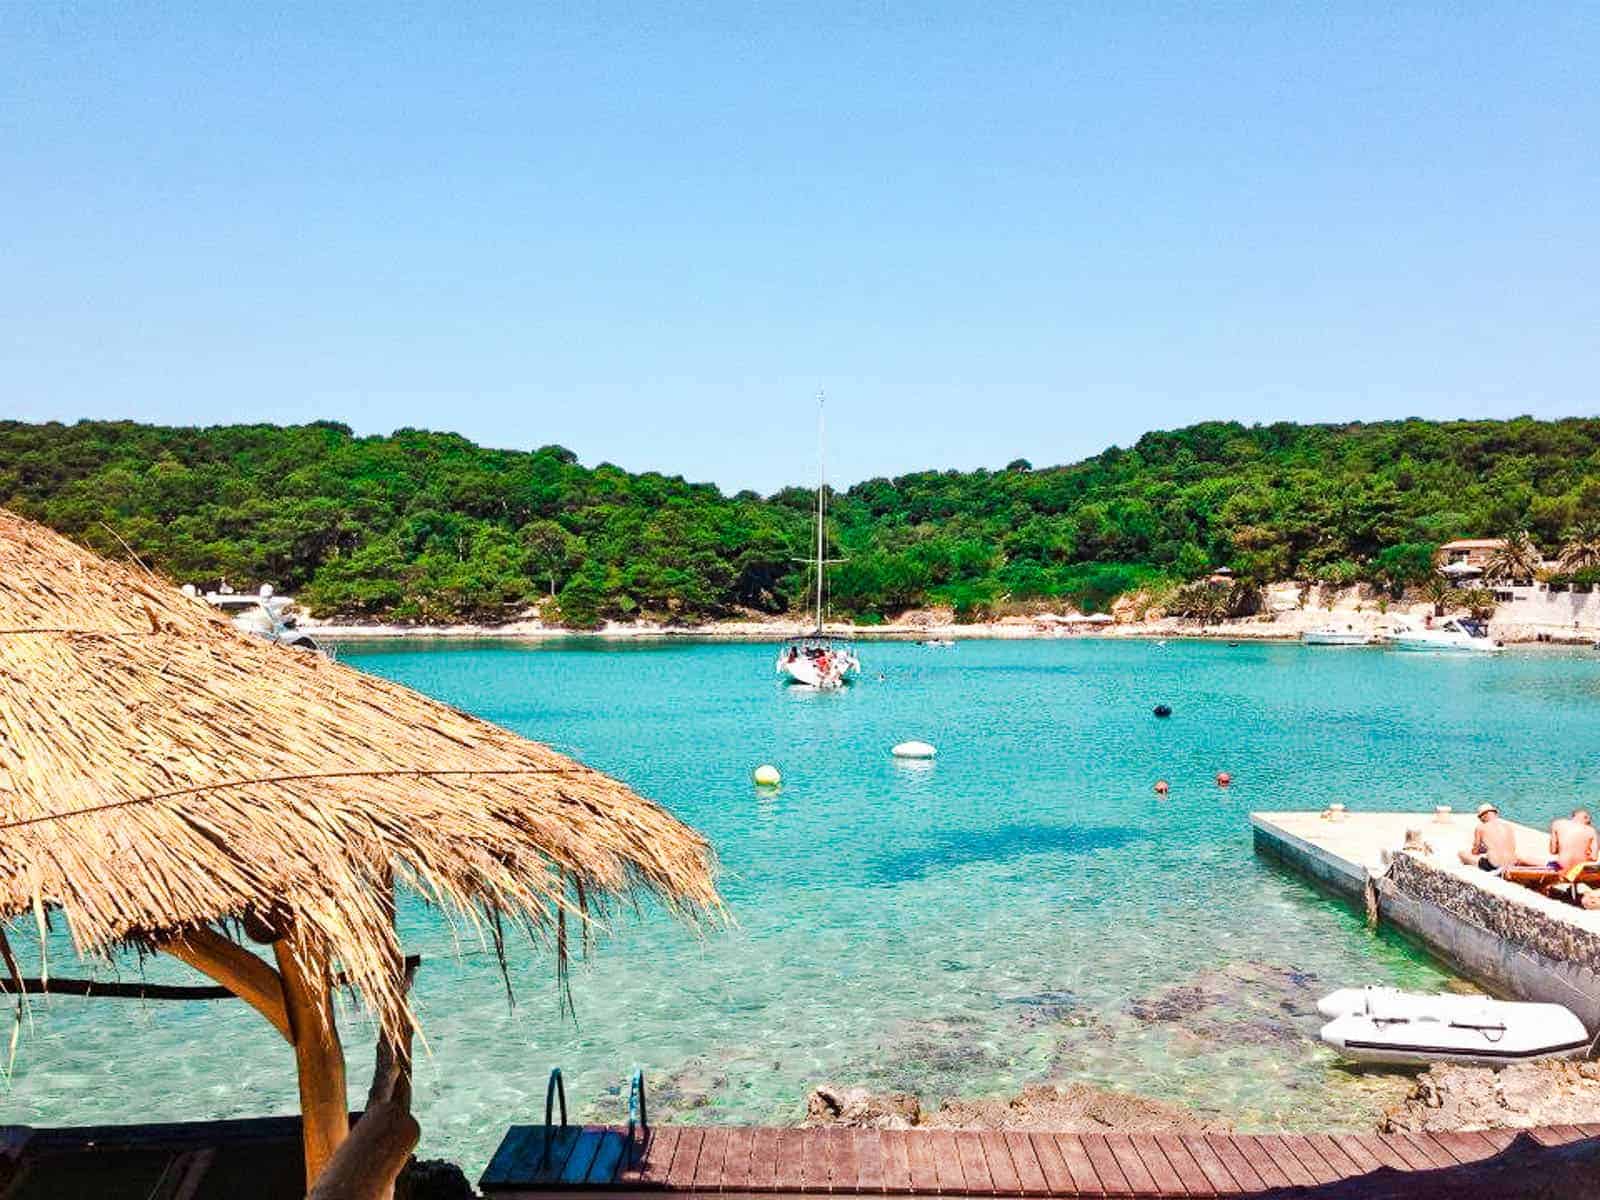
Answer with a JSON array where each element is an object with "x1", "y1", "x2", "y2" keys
[
  {"x1": 162, "y1": 925, "x2": 292, "y2": 1041},
  {"x1": 274, "y1": 928, "x2": 350, "y2": 1191}
]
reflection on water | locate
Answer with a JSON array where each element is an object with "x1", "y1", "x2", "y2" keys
[{"x1": 7, "y1": 638, "x2": 1600, "y2": 1173}]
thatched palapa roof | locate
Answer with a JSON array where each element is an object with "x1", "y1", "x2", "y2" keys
[{"x1": 0, "y1": 508, "x2": 720, "y2": 1039}]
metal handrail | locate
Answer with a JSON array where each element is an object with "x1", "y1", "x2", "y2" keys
[
  {"x1": 626, "y1": 1067, "x2": 648, "y2": 1146},
  {"x1": 540, "y1": 1067, "x2": 569, "y2": 1166}
]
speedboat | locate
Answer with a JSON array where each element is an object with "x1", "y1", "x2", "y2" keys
[
  {"x1": 195, "y1": 585, "x2": 324, "y2": 654},
  {"x1": 1391, "y1": 617, "x2": 1504, "y2": 653},
  {"x1": 921, "y1": 638, "x2": 955, "y2": 648},
  {"x1": 1318, "y1": 987, "x2": 1588, "y2": 1066},
  {"x1": 1302, "y1": 624, "x2": 1371, "y2": 646}
]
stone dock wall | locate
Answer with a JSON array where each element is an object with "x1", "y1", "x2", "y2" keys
[{"x1": 1254, "y1": 822, "x2": 1600, "y2": 1032}]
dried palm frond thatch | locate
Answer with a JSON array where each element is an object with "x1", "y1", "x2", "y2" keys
[{"x1": 0, "y1": 508, "x2": 720, "y2": 1047}]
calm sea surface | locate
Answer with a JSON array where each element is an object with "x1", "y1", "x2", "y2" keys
[{"x1": 9, "y1": 638, "x2": 1600, "y2": 1170}]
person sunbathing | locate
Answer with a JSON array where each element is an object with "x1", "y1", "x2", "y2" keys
[
  {"x1": 1548, "y1": 808, "x2": 1600, "y2": 870},
  {"x1": 1457, "y1": 803, "x2": 1522, "y2": 872}
]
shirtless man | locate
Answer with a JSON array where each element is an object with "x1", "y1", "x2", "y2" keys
[
  {"x1": 1548, "y1": 808, "x2": 1600, "y2": 870},
  {"x1": 1457, "y1": 803, "x2": 1521, "y2": 872}
]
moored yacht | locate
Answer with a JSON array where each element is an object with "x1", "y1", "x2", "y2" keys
[
  {"x1": 776, "y1": 395, "x2": 861, "y2": 689},
  {"x1": 1301, "y1": 624, "x2": 1371, "y2": 646},
  {"x1": 1391, "y1": 616, "x2": 1503, "y2": 653}
]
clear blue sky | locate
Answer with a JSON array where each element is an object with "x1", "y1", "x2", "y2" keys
[{"x1": 4, "y1": 3, "x2": 1596, "y2": 493}]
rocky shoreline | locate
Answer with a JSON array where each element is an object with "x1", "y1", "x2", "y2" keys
[{"x1": 804, "y1": 1061, "x2": 1600, "y2": 1137}]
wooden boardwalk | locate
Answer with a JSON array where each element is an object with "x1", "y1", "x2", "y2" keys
[{"x1": 480, "y1": 1123, "x2": 1600, "y2": 1199}]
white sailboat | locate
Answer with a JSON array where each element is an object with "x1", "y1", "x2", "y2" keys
[{"x1": 776, "y1": 397, "x2": 861, "y2": 690}]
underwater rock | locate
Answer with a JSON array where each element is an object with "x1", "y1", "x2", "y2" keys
[
  {"x1": 1126, "y1": 983, "x2": 1222, "y2": 1024},
  {"x1": 648, "y1": 1056, "x2": 730, "y2": 1117},
  {"x1": 804, "y1": 1084, "x2": 922, "y2": 1129},
  {"x1": 1000, "y1": 990, "x2": 1088, "y2": 1029},
  {"x1": 1380, "y1": 1061, "x2": 1600, "y2": 1133}
]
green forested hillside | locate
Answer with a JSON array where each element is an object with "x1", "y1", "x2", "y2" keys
[{"x1": 4, "y1": 417, "x2": 1600, "y2": 626}]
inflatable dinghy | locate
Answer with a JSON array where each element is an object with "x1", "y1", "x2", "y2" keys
[{"x1": 1318, "y1": 987, "x2": 1588, "y2": 1067}]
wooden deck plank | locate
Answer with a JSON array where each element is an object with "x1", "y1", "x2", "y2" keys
[
  {"x1": 1393, "y1": 1132, "x2": 1453, "y2": 1170},
  {"x1": 774, "y1": 1129, "x2": 807, "y2": 1192},
  {"x1": 561, "y1": 1129, "x2": 607, "y2": 1186},
  {"x1": 694, "y1": 1127, "x2": 733, "y2": 1191},
  {"x1": 955, "y1": 1131, "x2": 994, "y2": 1195},
  {"x1": 620, "y1": 1126, "x2": 680, "y2": 1188},
  {"x1": 1195, "y1": 1136, "x2": 1260, "y2": 1194},
  {"x1": 480, "y1": 1126, "x2": 535, "y2": 1190},
  {"x1": 721, "y1": 1128, "x2": 756, "y2": 1192},
  {"x1": 1278, "y1": 1134, "x2": 1339, "y2": 1185},
  {"x1": 1217, "y1": 1135, "x2": 1288, "y2": 1191},
  {"x1": 1472, "y1": 1128, "x2": 1518, "y2": 1153},
  {"x1": 1169, "y1": 1135, "x2": 1234, "y2": 1196},
  {"x1": 1030, "y1": 1133, "x2": 1092, "y2": 1197},
  {"x1": 1425, "y1": 1131, "x2": 1492, "y2": 1165},
  {"x1": 930, "y1": 1130, "x2": 967, "y2": 1195},
  {"x1": 799, "y1": 1127, "x2": 832, "y2": 1194},
  {"x1": 979, "y1": 1132, "x2": 1021, "y2": 1196},
  {"x1": 1345, "y1": 1133, "x2": 1412, "y2": 1174},
  {"x1": 585, "y1": 1130, "x2": 630, "y2": 1185},
  {"x1": 1078, "y1": 1135, "x2": 1132, "y2": 1196},
  {"x1": 1101, "y1": 1134, "x2": 1159, "y2": 1196},
  {"x1": 903, "y1": 1128, "x2": 941, "y2": 1194},
  {"x1": 1370, "y1": 1133, "x2": 1432, "y2": 1172},
  {"x1": 855, "y1": 1130, "x2": 885, "y2": 1194},
  {"x1": 532, "y1": 1127, "x2": 583, "y2": 1186},
  {"x1": 665, "y1": 1128, "x2": 706, "y2": 1190},
  {"x1": 747, "y1": 1127, "x2": 780, "y2": 1193},
  {"x1": 830, "y1": 1129, "x2": 861, "y2": 1193},
  {"x1": 1251, "y1": 1135, "x2": 1317, "y2": 1189},
  {"x1": 1150, "y1": 1134, "x2": 1216, "y2": 1197},
  {"x1": 1126, "y1": 1137, "x2": 1185, "y2": 1196},
  {"x1": 1324, "y1": 1134, "x2": 1382, "y2": 1176},
  {"x1": 1303, "y1": 1133, "x2": 1363, "y2": 1180},
  {"x1": 879, "y1": 1130, "x2": 913, "y2": 1196},
  {"x1": 1002, "y1": 1132, "x2": 1051, "y2": 1197},
  {"x1": 1540, "y1": 1124, "x2": 1587, "y2": 1146}
]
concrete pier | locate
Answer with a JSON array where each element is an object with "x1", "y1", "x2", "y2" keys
[{"x1": 1252, "y1": 810, "x2": 1600, "y2": 1032}]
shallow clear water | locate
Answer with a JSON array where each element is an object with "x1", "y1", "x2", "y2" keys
[{"x1": 8, "y1": 638, "x2": 1600, "y2": 1171}]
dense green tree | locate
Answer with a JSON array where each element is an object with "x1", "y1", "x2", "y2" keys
[{"x1": 9, "y1": 415, "x2": 1600, "y2": 624}]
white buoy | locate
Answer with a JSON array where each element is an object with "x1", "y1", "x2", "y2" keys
[
  {"x1": 892, "y1": 740, "x2": 937, "y2": 759},
  {"x1": 752, "y1": 764, "x2": 782, "y2": 787}
]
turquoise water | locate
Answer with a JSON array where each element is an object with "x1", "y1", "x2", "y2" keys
[{"x1": 8, "y1": 638, "x2": 1600, "y2": 1171}]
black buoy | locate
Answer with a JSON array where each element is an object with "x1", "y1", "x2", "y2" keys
[{"x1": 1153, "y1": 704, "x2": 1172, "y2": 718}]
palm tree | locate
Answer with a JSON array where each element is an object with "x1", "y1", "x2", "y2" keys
[
  {"x1": 1559, "y1": 521, "x2": 1600, "y2": 573},
  {"x1": 1421, "y1": 572, "x2": 1453, "y2": 617},
  {"x1": 1483, "y1": 530, "x2": 1542, "y2": 585}
]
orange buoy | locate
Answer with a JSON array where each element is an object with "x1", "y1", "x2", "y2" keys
[
  {"x1": 1153, "y1": 780, "x2": 1170, "y2": 796},
  {"x1": 1216, "y1": 772, "x2": 1232, "y2": 788}
]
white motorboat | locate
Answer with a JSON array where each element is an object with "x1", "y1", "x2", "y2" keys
[
  {"x1": 1302, "y1": 624, "x2": 1371, "y2": 646},
  {"x1": 1391, "y1": 617, "x2": 1504, "y2": 653},
  {"x1": 921, "y1": 638, "x2": 955, "y2": 648},
  {"x1": 776, "y1": 395, "x2": 860, "y2": 690},
  {"x1": 1318, "y1": 987, "x2": 1588, "y2": 1066},
  {"x1": 193, "y1": 585, "x2": 324, "y2": 654}
]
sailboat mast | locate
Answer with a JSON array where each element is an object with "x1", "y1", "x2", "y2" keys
[{"x1": 815, "y1": 393, "x2": 826, "y2": 633}]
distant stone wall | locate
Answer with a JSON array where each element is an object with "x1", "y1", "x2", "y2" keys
[
  {"x1": 1491, "y1": 585, "x2": 1600, "y2": 638},
  {"x1": 1388, "y1": 852, "x2": 1600, "y2": 973}
]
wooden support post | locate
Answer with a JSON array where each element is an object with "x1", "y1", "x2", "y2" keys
[
  {"x1": 161, "y1": 925, "x2": 292, "y2": 1042},
  {"x1": 274, "y1": 930, "x2": 350, "y2": 1191}
]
